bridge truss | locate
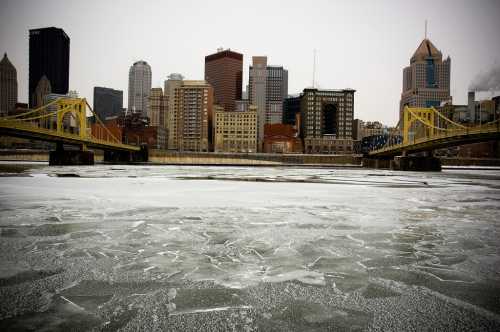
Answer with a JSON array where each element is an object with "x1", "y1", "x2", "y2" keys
[
  {"x1": 369, "y1": 106, "x2": 500, "y2": 157},
  {"x1": 0, "y1": 98, "x2": 140, "y2": 152}
]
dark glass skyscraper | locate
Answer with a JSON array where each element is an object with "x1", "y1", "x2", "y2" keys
[
  {"x1": 93, "y1": 87, "x2": 123, "y2": 120},
  {"x1": 204, "y1": 49, "x2": 243, "y2": 112},
  {"x1": 29, "y1": 27, "x2": 70, "y2": 107}
]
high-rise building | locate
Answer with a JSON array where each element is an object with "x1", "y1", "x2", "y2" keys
[
  {"x1": 213, "y1": 105, "x2": 257, "y2": 153},
  {"x1": 283, "y1": 95, "x2": 302, "y2": 126},
  {"x1": 204, "y1": 48, "x2": 243, "y2": 112},
  {"x1": 29, "y1": 27, "x2": 70, "y2": 108},
  {"x1": 266, "y1": 66, "x2": 288, "y2": 123},
  {"x1": 33, "y1": 76, "x2": 51, "y2": 108},
  {"x1": 164, "y1": 73, "x2": 184, "y2": 150},
  {"x1": 301, "y1": 88, "x2": 355, "y2": 154},
  {"x1": 248, "y1": 56, "x2": 288, "y2": 150},
  {"x1": 400, "y1": 38, "x2": 451, "y2": 123},
  {"x1": 170, "y1": 80, "x2": 213, "y2": 152},
  {"x1": 128, "y1": 60, "x2": 152, "y2": 114},
  {"x1": 0, "y1": 53, "x2": 17, "y2": 116},
  {"x1": 93, "y1": 87, "x2": 123, "y2": 120},
  {"x1": 249, "y1": 56, "x2": 267, "y2": 148},
  {"x1": 148, "y1": 87, "x2": 168, "y2": 128}
]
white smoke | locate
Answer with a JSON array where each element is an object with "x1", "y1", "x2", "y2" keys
[{"x1": 469, "y1": 64, "x2": 500, "y2": 92}]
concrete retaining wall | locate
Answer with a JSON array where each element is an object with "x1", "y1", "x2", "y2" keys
[
  {"x1": 148, "y1": 150, "x2": 363, "y2": 166},
  {"x1": 2, "y1": 149, "x2": 500, "y2": 168}
]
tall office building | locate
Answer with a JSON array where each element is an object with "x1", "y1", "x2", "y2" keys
[
  {"x1": 128, "y1": 60, "x2": 152, "y2": 114},
  {"x1": 29, "y1": 27, "x2": 70, "y2": 108},
  {"x1": 204, "y1": 48, "x2": 243, "y2": 112},
  {"x1": 283, "y1": 95, "x2": 302, "y2": 126},
  {"x1": 301, "y1": 88, "x2": 355, "y2": 154},
  {"x1": 169, "y1": 80, "x2": 213, "y2": 151},
  {"x1": 0, "y1": 53, "x2": 17, "y2": 116},
  {"x1": 400, "y1": 38, "x2": 451, "y2": 123},
  {"x1": 266, "y1": 66, "x2": 288, "y2": 123},
  {"x1": 164, "y1": 73, "x2": 184, "y2": 149},
  {"x1": 93, "y1": 87, "x2": 123, "y2": 120},
  {"x1": 249, "y1": 56, "x2": 267, "y2": 147},
  {"x1": 149, "y1": 87, "x2": 168, "y2": 128},
  {"x1": 33, "y1": 76, "x2": 51, "y2": 108},
  {"x1": 248, "y1": 56, "x2": 288, "y2": 149}
]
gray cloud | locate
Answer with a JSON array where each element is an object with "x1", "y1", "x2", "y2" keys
[{"x1": 469, "y1": 65, "x2": 500, "y2": 92}]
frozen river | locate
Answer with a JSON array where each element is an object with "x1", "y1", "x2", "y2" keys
[{"x1": 0, "y1": 163, "x2": 500, "y2": 331}]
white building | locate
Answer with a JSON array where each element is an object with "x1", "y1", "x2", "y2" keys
[{"x1": 128, "y1": 60, "x2": 152, "y2": 115}]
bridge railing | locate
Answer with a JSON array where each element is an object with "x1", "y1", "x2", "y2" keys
[
  {"x1": 0, "y1": 98, "x2": 141, "y2": 152},
  {"x1": 369, "y1": 107, "x2": 500, "y2": 155}
]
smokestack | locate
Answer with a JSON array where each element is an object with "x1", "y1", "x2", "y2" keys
[{"x1": 468, "y1": 91, "x2": 475, "y2": 123}]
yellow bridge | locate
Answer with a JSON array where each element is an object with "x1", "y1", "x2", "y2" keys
[
  {"x1": 369, "y1": 106, "x2": 500, "y2": 158},
  {"x1": 0, "y1": 98, "x2": 144, "y2": 165}
]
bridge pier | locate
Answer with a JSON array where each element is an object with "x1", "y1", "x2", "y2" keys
[
  {"x1": 362, "y1": 157, "x2": 391, "y2": 169},
  {"x1": 49, "y1": 143, "x2": 94, "y2": 166},
  {"x1": 390, "y1": 156, "x2": 441, "y2": 172},
  {"x1": 103, "y1": 145, "x2": 148, "y2": 163}
]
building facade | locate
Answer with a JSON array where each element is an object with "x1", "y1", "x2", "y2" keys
[
  {"x1": 301, "y1": 88, "x2": 355, "y2": 154},
  {"x1": 170, "y1": 80, "x2": 213, "y2": 152},
  {"x1": 400, "y1": 38, "x2": 451, "y2": 123},
  {"x1": 164, "y1": 74, "x2": 184, "y2": 150},
  {"x1": 204, "y1": 49, "x2": 243, "y2": 112},
  {"x1": 283, "y1": 95, "x2": 302, "y2": 126},
  {"x1": 266, "y1": 66, "x2": 288, "y2": 124},
  {"x1": 148, "y1": 87, "x2": 168, "y2": 129},
  {"x1": 29, "y1": 27, "x2": 70, "y2": 108},
  {"x1": 33, "y1": 76, "x2": 51, "y2": 108},
  {"x1": 248, "y1": 56, "x2": 288, "y2": 149},
  {"x1": 0, "y1": 53, "x2": 17, "y2": 116},
  {"x1": 263, "y1": 124, "x2": 302, "y2": 154},
  {"x1": 93, "y1": 87, "x2": 123, "y2": 120},
  {"x1": 128, "y1": 60, "x2": 152, "y2": 114},
  {"x1": 213, "y1": 105, "x2": 257, "y2": 153}
]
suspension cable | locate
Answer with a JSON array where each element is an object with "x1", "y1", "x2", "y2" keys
[
  {"x1": 2, "y1": 98, "x2": 63, "y2": 119},
  {"x1": 84, "y1": 100, "x2": 121, "y2": 144}
]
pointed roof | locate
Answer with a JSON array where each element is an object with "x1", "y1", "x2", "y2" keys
[
  {"x1": 0, "y1": 53, "x2": 17, "y2": 73},
  {"x1": 410, "y1": 39, "x2": 442, "y2": 63}
]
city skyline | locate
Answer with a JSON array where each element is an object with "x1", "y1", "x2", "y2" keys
[{"x1": 1, "y1": 0, "x2": 499, "y2": 125}]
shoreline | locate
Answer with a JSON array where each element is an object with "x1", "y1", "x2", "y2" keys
[{"x1": 1, "y1": 149, "x2": 500, "y2": 169}]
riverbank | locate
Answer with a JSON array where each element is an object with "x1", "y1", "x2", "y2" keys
[{"x1": 1, "y1": 149, "x2": 500, "y2": 167}]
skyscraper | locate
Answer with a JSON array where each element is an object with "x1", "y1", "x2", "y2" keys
[
  {"x1": 400, "y1": 38, "x2": 451, "y2": 123},
  {"x1": 169, "y1": 80, "x2": 213, "y2": 151},
  {"x1": 266, "y1": 66, "x2": 288, "y2": 123},
  {"x1": 248, "y1": 56, "x2": 268, "y2": 149},
  {"x1": 301, "y1": 88, "x2": 355, "y2": 154},
  {"x1": 204, "y1": 48, "x2": 243, "y2": 112},
  {"x1": 29, "y1": 27, "x2": 70, "y2": 108},
  {"x1": 0, "y1": 53, "x2": 17, "y2": 116},
  {"x1": 128, "y1": 60, "x2": 152, "y2": 114},
  {"x1": 148, "y1": 87, "x2": 168, "y2": 128},
  {"x1": 93, "y1": 87, "x2": 123, "y2": 120},
  {"x1": 248, "y1": 56, "x2": 288, "y2": 149},
  {"x1": 33, "y1": 76, "x2": 51, "y2": 108},
  {"x1": 164, "y1": 73, "x2": 184, "y2": 150}
]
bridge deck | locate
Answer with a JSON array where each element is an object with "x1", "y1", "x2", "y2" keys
[
  {"x1": 369, "y1": 126, "x2": 500, "y2": 157},
  {"x1": 0, "y1": 120, "x2": 141, "y2": 152}
]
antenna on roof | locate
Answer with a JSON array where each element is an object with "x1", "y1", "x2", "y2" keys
[
  {"x1": 425, "y1": 20, "x2": 428, "y2": 39},
  {"x1": 312, "y1": 49, "x2": 316, "y2": 88}
]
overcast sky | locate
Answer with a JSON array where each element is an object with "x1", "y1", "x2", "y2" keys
[{"x1": 1, "y1": 0, "x2": 499, "y2": 125}]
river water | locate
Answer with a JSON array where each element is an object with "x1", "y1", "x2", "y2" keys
[{"x1": 0, "y1": 163, "x2": 499, "y2": 331}]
